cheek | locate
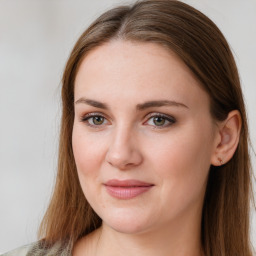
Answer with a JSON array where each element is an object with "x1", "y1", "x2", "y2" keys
[
  {"x1": 72, "y1": 127, "x2": 104, "y2": 178},
  {"x1": 145, "y1": 124, "x2": 213, "y2": 204},
  {"x1": 148, "y1": 129, "x2": 212, "y2": 172},
  {"x1": 72, "y1": 127, "x2": 106, "y2": 208}
]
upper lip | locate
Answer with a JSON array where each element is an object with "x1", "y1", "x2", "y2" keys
[{"x1": 104, "y1": 179, "x2": 154, "y2": 187}]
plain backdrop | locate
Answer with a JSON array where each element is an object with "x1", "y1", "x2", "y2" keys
[{"x1": 0, "y1": 0, "x2": 255, "y2": 253}]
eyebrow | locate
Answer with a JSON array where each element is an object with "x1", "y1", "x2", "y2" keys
[
  {"x1": 136, "y1": 100, "x2": 188, "y2": 110},
  {"x1": 75, "y1": 98, "x2": 189, "y2": 110},
  {"x1": 75, "y1": 98, "x2": 108, "y2": 109}
]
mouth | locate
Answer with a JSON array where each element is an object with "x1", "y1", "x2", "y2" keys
[{"x1": 103, "y1": 179, "x2": 154, "y2": 200}]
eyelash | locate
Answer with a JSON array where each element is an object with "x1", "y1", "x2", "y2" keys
[
  {"x1": 146, "y1": 113, "x2": 176, "y2": 128},
  {"x1": 80, "y1": 112, "x2": 176, "y2": 129}
]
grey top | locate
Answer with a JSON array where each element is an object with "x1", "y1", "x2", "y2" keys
[{"x1": 1, "y1": 240, "x2": 72, "y2": 256}]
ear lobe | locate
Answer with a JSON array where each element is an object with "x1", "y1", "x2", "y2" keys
[{"x1": 211, "y1": 110, "x2": 242, "y2": 166}]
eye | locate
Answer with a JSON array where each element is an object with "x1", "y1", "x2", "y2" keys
[
  {"x1": 145, "y1": 113, "x2": 176, "y2": 128},
  {"x1": 80, "y1": 113, "x2": 108, "y2": 127}
]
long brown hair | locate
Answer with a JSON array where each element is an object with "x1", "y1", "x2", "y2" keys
[{"x1": 38, "y1": 0, "x2": 254, "y2": 255}]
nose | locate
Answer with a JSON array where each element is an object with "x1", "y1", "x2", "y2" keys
[{"x1": 105, "y1": 125, "x2": 143, "y2": 170}]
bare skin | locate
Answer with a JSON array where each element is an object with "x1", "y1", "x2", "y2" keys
[{"x1": 72, "y1": 40, "x2": 241, "y2": 256}]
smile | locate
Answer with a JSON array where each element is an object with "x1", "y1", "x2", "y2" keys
[{"x1": 104, "y1": 179, "x2": 154, "y2": 199}]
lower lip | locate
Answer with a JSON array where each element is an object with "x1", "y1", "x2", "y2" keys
[{"x1": 104, "y1": 185, "x2": 153, "y2": 199}]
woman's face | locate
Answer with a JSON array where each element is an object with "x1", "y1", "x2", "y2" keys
[{"x1": 72, "y1": 40, "x2": 218, "y2": 234}]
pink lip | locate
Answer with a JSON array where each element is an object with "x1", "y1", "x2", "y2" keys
[{"x1": 104, "y1": 179, "x2": 154, "y2": 199}]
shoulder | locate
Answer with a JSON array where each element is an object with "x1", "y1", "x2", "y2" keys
[
  {"x1": 1, "y1": 242, "x2": 35, "y2": 256},
  {"x1": 1, "y1": 240, "x2": 72, "y2": 256}
]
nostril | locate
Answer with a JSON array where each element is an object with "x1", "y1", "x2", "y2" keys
[{"x1": 105, "y1": 137, "x2": 143, "y2": 169}]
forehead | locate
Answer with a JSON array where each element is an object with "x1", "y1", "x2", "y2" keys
[{"x1": 74, "y1": 40, "x2": 209, "y2": 108}]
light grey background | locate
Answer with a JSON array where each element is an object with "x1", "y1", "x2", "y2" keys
[{"x1": 0, "y1": 0, "x2": 255, "y2": 253}]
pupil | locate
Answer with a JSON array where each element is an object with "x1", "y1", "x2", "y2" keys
[
  {"x1": 154, "y1": 117, "x2": 165, "y2": 126},
  {"x1": 93, "y1": 116, "x2": 103, "y2": 125}
]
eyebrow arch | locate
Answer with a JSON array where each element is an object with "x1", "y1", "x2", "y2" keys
[
  {"x1": 75, "y1": 98, "x2": 189, "y2": 110},
  {"x1": 136, "y1": 100, "x2": 189, "y2": 110},
  {"x1": 75, "y1": 98, "x2": 109, "y2": 109}
]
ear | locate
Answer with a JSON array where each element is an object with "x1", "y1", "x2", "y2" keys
[{"x1": 211, "y1": 110, "x2": 242, "y2": 166}]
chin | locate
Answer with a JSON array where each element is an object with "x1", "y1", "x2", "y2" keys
[
  {"x1": 105, "y1": 219, "x2": 148, "y2": 234},
  {"x1": 100, "y1": 208, "x2": 156, "y2": 234}
]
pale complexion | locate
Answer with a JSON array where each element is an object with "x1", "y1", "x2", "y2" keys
[{"x1": 72, "y1": 40, "x2": 241, "y2": 256}]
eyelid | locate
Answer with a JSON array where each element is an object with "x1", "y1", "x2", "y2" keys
[
  {"x1": 79, "y1": 111, "x2": 176, "y2": 128},
  {"x1": 145, "y1": 112, "x2": 175, "y2": 120},
  {"x1": 143, "y1": 112, "x2": 176, "y2": 128},
  {"x1": 80, "y1": 112, "x2": 110, "y2": 127}
]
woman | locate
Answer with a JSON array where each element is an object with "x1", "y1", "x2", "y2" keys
[{"x1": 3, "y1": 0, "x2": 254, "y2": 255}]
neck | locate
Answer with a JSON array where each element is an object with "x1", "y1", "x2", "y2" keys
[
  {"x1": 79, "y1": 213, "x2": 203, "y2": 256},
  {"x1": 73, "y1": 202, "x2": 204, "y2": 256},
  {"x1": 98, "y1": 226, "x2": 202, "y2": 256}
]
